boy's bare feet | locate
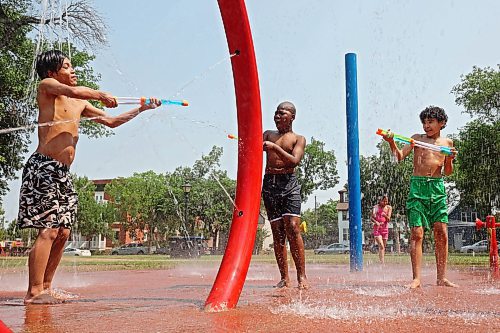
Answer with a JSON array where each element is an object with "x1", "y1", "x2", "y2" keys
[
  {"x1": 406, "y1": 278, "x2": 421, "y2": 289},
  {"x1": 274, "y1": 279, "x2": 290, "y2": 288},
  {"x1": 437, "y1": 278, "x2": 458, "y2": 287},
  {"x1": 24, "y1": 292, "x2": 65, "y2": 305},
  {"x1": 298, "y1": 276, "x2": 309, "y2": 290}
]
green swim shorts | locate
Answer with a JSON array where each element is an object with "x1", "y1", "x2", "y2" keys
[{"x1": 406, "y1": 176, "x2": 448, "y2": 231}]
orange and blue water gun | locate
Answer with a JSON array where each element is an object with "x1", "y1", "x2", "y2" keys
[{"x1": 115, "y1": 96, "x2": 189, "y2": 107}]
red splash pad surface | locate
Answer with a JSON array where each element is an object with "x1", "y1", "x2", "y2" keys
[{"x1": 1, "y1": 262, "x2": 499, "y2": 332}]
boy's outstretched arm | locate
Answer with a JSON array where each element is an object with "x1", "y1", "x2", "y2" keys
[
  {"x1": 263, "y1": 136, "x2": 306, "y2": 167},
  {"x1": 39, "y1": 78, "x2": 117, "y2": 107},
  {"x1": 82, "y1": 98, "x2": 161, "y2": 128},
  {"x1": 383, "y1": 130, "x2": 414, "y2": 162}
]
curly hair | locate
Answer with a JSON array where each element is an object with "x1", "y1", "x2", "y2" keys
[{"x1": 419, "y1": 106, "x2": 448, "y2": 129}]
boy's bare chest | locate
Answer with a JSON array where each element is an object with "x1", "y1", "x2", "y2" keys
[
  {"x1": 269, "y1": 133, "x2": 297, "y2": 152},
  {"x1": 53, "y1": 96, "x2": 84, "y2": 120}
]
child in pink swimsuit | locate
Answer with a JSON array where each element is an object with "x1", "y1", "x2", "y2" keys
[
  {"x1": 371, "y1": 195, "x2": 392, "y2": 263},
  {"x1": 373, "y1": 205, "x2": 389, "y2": 239}
]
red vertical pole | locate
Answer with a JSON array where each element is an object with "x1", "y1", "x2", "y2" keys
[
  {"x1": 205, "y1": 0, "x2": 262, "y2": 311},
  {"x1": 0, "y1": 320, "x2": 13, "y2": 333},
  {"x1": 486, "y1": 216, "x2": 499, "y2": 278},
  {"x1": 476, "y1": 216, "x2": 500, "y2": 279}
]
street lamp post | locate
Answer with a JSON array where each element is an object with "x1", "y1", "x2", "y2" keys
[{"x1": 182, "y1": 182, "x2": 192, "y2": 233}]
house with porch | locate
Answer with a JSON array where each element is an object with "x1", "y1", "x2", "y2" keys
[{"x1": 447, "y1": 204, "x2": 483, "y2": 251}]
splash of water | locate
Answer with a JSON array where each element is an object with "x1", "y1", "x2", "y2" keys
[
  {"x1": 475, "y1": 286, "x2": 500, "y2": 295},
  {"x1": 348, "y1": 285, "x2": 407, "y2": 297}
]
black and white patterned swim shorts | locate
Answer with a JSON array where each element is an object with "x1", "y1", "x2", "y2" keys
[{"x1": 17, "y1": 152, "x2": 77, "y2": 229}]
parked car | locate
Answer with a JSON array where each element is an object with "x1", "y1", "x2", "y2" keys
[
  {"x1": 155, "y1": 246, "x2": 170, "y2": 255},
  {"x1": 63, "y1": 247, "x2": 91, "y2": 257},
  {"x1": 111, "y1": 243, "x2": 148, "y2": 255},
  {"x1": 460, "y1": 240, "x2": 488, "y2": 253},
  {"x1": 168, "y1": 236, "x2": 208, "y2": 258},
  {"x1": 314, "y1": 243, "x2": 350, "y2": 254}
]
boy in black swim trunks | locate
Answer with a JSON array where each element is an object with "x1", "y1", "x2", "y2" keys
[
  {"x1": 262, "y1": 101, "x2": 308, "y2": 289},
  {"x1": 17, "y1": 50, "x2": 161, "y2": 304},
  {"x1": 382, "y1": 106, "x2": 457, "y2": 289}
]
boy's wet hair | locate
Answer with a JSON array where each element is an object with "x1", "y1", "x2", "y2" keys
[
  {"x1": 419, "y1": 106, "x2": 448, "y2": 129},
  {"x1": 35, "y1": 50, "x2": 68, "y2": 79}
]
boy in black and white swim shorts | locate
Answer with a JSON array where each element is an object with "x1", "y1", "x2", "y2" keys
[{"x1": 17, "y1": 152, "x2": 78, "y2": 230}]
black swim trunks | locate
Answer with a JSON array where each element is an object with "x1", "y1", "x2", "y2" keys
[
  {"x1": 262, "y1": 174, "x2": 301, "y2": 222},
  {"x1": 17, "y1": 152, "x2": 78, "y2": 229}
]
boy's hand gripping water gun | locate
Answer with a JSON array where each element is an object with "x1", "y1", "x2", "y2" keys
[
  {"x1": 376, "y1": 128, "x2": 456, "y2": 156},
  {"x1": 115, "y1": 97, "x2": 189, "y2": 107}
]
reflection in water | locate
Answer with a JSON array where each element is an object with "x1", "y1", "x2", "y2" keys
[
  {"x1": 24, "y1": 305, "x2": 57, "y2": 332},
  {"x1": 209, "y1": 310, "x2": 244, "y2": 333}
]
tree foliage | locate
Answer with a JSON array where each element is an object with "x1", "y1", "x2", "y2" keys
[
  {"x1": 451, "y1": 65, "x2": 500, "y2": 215},
  {"x1": 0, "y1": 1, "x2": 111, "y2": 203},
  {"x1": 359, "y1": 141, "x2": 414, "y2": 230},
  {"x1": 73, "y1": 175, "x2": 115, "y2": 240},
  {"x1": 105, "y1": 146, "x2": 236, "y2": 245},
  {"x1": 451, "y1": 65, "x2": 500, "y2": 123},
  {"x1": 0, "y1": 0, "x2": 108, "y2": 51},
  {"x1": 301, "y1": 199, "x2": 338, "y2": 248},
  {"x1": 296, "y1": 137, "x2": 339, "y2": 202},
  {"x1": 450, "y1": 120, "x2": 499, "y2": 215},
  {"x1": 106, "y1": 171, "x2": 168, "y2": 244}
]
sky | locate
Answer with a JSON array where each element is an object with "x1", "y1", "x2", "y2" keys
[{"x1": 2, "y1": 0, "x2": 500, "y2": 222}]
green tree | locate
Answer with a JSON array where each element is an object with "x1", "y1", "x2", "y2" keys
[
  {"x1": 105, "y1": 146, "x2": 236, "y2": 251},
  {"x1": 3, "y1": 219, "x2": 33, "y2": 245},
  {"x1": 0, "y1": 207, "x2": 7, "y2": 240},
  {"x1": 0, "y1": 1, "x2": 111, "y2": 204},
  {"x1": 360, "y1": 142, "x2": 414, "y2": 215},
  {"x1": 451, "y1": 65, "x2": 500, "y2": 123},
  {"x1": 73, "y1": 176, "x2": 115, "y2": 246},
  {"x1": 302, "y1": 199, "x2": 338, "y2": 248},
  {"x1": 106, "y1": 171, "x2": 169, "y2": 247},
  {"x1": 296, "y1": 137, "x2": 339, "y2": 202},
  {"x1": 0, "y1": 1, "x2": 35, "y2": 201},
  {"x1": 451, "y1": 65, "x2": 500, "y2": 215},
  {"x1": 359, "y1": 141, "x2": 413, "y2": 231},
  {"x1": 169, "y1": 146, "x2": 236, "y2": 241},
  {"x1": 450, "y1": 120, "x2": 499, "y2": 215}
]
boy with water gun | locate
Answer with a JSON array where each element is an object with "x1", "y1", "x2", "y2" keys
[
  {"x1": 382, "y1": 106, "x2": 457, "y2": 288},
  {"x1": 18, "y1": 50, "x2": 161, "y2": 304}
]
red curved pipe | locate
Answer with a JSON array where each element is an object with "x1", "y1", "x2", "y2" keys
[{"x1": 204, "y1": 0, "x2": 262, "y2": 311}]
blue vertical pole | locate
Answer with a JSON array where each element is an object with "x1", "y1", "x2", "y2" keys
[{"x1": 345, "y1": 53, "x2": 363, "y2": 271}]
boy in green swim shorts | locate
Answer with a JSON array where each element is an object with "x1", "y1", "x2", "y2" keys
[{"x1": 383, "y1": 106, "x2": 457, "y2": 289}]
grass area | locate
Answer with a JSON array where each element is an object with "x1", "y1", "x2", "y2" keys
[
  {"x1": 307, "y1": 251, "x2": 492, "y2": 266},
  {"x1": 0, "y1": 252, "x2": 491, "y2": 272}
]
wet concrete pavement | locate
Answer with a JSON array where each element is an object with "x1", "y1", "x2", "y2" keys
[{"x1": 1, "y1": 262, "x2": 499, "y2": 332}]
